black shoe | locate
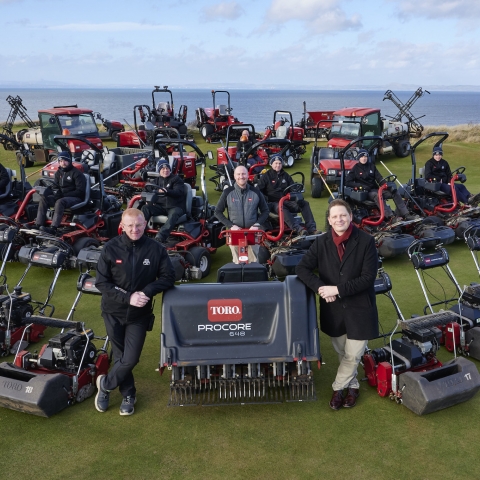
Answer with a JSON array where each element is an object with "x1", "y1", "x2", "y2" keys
[
  {"x1": 39, "y1": 226, "x2": 57, "y2": 235},
  {"x1": 119, "y1": 395, "x2": 136, "y2": 416},
  {"x1": 94, "y1": 375, "x2": 110, "y2": 413},
  {"x1": 468, "y1": 193, "x2": 480, "y2": 206}
]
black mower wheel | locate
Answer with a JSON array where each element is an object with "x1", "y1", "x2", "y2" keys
[
  {"x1": 16, "y1": 151, "x2": 34, "y2": 168},
  {"x1": 311, "y1": 177, "x2": 323, "y2": 198},
  {"x1": 395, "y1": 139, "x2": 410, "y2": 158},
  {"x1": 200, "y1": 124, "x2": 215, "y2": 140},
  {"x1": 188, "y1": 246, "x2": 211, "y2": 278},
  {"x1": 110, "y1": 130, "x2": 120, "y2": 142},
  {"x1": 73, "y1": 237, "x2": 100, "y2": 256}
]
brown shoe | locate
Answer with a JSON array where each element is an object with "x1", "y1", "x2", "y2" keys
[
  {"x1": 343, "y1": 388, "x2": 360, "y2": 408},
  {"x1": 329, "y1": 390, "x2": 344, "y2": 410}
]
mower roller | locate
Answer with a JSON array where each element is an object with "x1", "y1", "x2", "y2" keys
[
  {"x1": 160, "y1": 274, "x2": 320, "y2": 406},
  {"x1": 0, "y1": 316, "x2": 109, "y2": 417}
]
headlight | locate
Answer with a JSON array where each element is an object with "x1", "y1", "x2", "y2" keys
[{"x1": 328, "y1": 169, "x2": 337, "y2": 175}]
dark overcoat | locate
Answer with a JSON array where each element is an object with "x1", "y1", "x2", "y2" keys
[{"x1": 295, "y1": 225, "x2": 378, "y2": 340}]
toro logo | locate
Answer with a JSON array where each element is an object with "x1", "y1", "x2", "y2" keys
[{"x1": 208, "y1": 299, "x2": 242, "y2": 322}]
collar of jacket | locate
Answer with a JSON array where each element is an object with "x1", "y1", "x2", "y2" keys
[
  {"x1": 234, "y1": 182, "x2": 249, "y2": 194},
  {"x1": 121, "y1": 232, "x2": 147, "y2": 248}
]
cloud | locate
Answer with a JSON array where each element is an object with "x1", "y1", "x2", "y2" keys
[
  {"x1": 48, "y1": 22, "x2": 181, "y2": 32},
  {"x1": 264, "y1": 0, "x2": 361, "y2": 34},
  {"x1": 201, "y1": 1, "x2": 244, "y2": 22},
  {"x1": 388, "y1": 0, "x2": 480, "y2": 20}
]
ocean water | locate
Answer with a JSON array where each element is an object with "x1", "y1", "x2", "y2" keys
[{"x1": 1, "y1": 88, "x2": 479, "y2": 132}]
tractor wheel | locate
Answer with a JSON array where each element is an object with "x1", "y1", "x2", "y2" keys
[
  {"x1": 395, "y1": 139, "x2": 410, "y2": 158},
  {"x1": 110, "y1": 130, "x2": 120, "y2": 142},
  {"x1": 311, "y1": 177, "x2": 323, "y2": 198},
  {"x1": 73, "y1": 237, "x2": 100, "y2": 256},
  {"x1": 200, "y1": 124, "x2": 215, "y2": 140},
  {"x1": 284, "y1": 153, "x2": 295, "y2": 168},
  {"x1": 16, "y1": 151, "x2": 34, "y2": 168},
  {"x1": 188, "y1": 246, "x2": 211, "y2": 278}
]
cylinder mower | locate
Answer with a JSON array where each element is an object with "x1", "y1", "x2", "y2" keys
[
  {"x1": 160, "y1": 274, "x2": 320, "y2": 406},
  {"x1": 0, "y1": 316, "x2": 109, "y2": 417}
]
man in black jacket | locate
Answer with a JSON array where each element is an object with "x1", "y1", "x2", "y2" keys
[
  {"x1": 0, "y1": 163, "x2": 10, "y2": 196},
  {"x1": 296, "y1": 199, "x2": 378, "y2": 410},
  {"x1": 215, "y1": 165, "x2": 269, "y2": 263},
  {"x1": 95, "y1": 208, "x2": 175, "y2": 416},
  {"x1": 257, "y1": 155, "x2": 317, "y2": 234},
  {"x1": 35, "y1": 151, "x2": 86, "y2": 235},
  {"x1": 141, "y1": 159, "x2": 186, "y2": 243},
  {"x1": 345, "y1": 149, "x2": 414, "y2": 221},
  {"x1": 425, "y1": 146, "x2": 480, "y2": 205}
]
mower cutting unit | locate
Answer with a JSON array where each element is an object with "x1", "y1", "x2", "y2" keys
[
  {"x1": 0, "y1": 316, "x2": 109, "y2": 417},
  {"x1": 160, "y1": 274, "x2": 321, "y2": 406},
  {"x1": 196, "y1": 90, "x2": 242, "y2": 142}
]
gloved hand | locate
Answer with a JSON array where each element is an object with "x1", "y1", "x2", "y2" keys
[
  {"x1": 157, "y1": 187, "x2": 167, "y2": 195},
  {"x1": 53, "y1": 190, "x2": 62, "y2": 200}
]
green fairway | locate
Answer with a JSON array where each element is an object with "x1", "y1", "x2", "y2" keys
[{"x1": 0, "y1": 129, "x2": 480, "y2": 480}]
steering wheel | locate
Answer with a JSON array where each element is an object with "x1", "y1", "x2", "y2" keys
[
  {"x1": 451, "y1": 166, "x2": 466, "y2": 175},
  {"x1": 144, "y1": 183, "x2": 160, "y2": 193},
  {"x1": 283, "y1": 183, "x2": 304, "y2": 195},
  {"x1": 345, "y1": 149, "x2": 357, "y2": 160},
  {"x1": 379, "y1": 174, "x2": 397, "y2": 184},
  {"x1": 82, "y1": 150, "x2": 95, "y2": 163}
]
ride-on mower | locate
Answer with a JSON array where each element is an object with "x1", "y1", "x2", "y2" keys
[{"x1": 196, "y1": 90, "x2": 243, "y2": 142}]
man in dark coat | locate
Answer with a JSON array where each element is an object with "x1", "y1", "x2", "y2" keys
[
  {"x1": 140, "y1": 159, "x2": 186, "y2": 244},
  {"x1": 296, "y1": 199, "x2": 378, "y2": 410},
  {"x1": 425, "y1": 146, "x2": 480, "y2": 205},
  {"x1": 95, "y1": 208, "x2": 175, "y2": 416},
  {"x1": 34, "y1": 150, "x2": 86, "y2": 235},
  {"x1": 0, "y1": 163, "x2": 10, "y2": 196}
]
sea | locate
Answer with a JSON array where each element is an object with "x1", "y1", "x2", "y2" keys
[{"x1": 1, "y1": 88, "x2": 479, "y2": 131}]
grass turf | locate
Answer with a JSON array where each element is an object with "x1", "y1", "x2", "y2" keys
[{"x1": 0, "y1": 129, "x2": 480, "y2": 479}]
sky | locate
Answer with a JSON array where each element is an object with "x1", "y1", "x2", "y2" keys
[{"x1": 1, "y1": 0, "x2": 479, "y2": 89}]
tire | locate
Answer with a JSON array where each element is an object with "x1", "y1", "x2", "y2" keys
[
  {"x1": 200, "y1": 124, "x2": 215, "y2": 140},
  {"x1": 110, "y1": 130, "x2": 120, "y2": 142},
  {"x1": 284, "y1": 154, "x2": 295, "y2": 168},
  {"x1": 73, "y1": 237, "x2": 100, "y2": 256},
  {"x1": 311, "y1": 176, "x2": 323, "y2": 198},
  {"x1": 16, "y1": 151, "x2": 34, "y2": 168},
  {"x1": 258, "y1": 245, "x2": 270, "y2": 264},
  {"x1": 395, "y1": 139, "x2": 410, "y2": 158},
  {"x1": 188, "y1": 246, "x2": 211, "y2": 278}
]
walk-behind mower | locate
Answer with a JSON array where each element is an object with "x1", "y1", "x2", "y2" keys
[
  {"x1": 196, "y1": 90, "x2": 242, "y2": 142},
  {"x1": 160, "y1": 272, "x2": 320, "y2": 406},
  {"x1": 263, "y1": 110, "x2": 309, "y2": 164},
  {"x1": 402, "y1": 132, "x2": 480, "y2": 242},
  {"x1": 0, "y1": 316, "x2": 109, "y2": 417}
]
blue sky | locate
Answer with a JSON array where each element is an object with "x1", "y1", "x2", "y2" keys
[{"x1": 1, "y1": 0, "x2": 479, "y2": 88}]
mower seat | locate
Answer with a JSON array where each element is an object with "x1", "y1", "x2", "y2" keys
[
  {"x1": 157, "y1": 102, "x2": 170, "y2": 113},
  {"x1": 65, "y1": 174, "x2": 91, "y2": 211},
  {"x1": 216, "y1": 104, "x2": 228, "y2": 116},
  {"x1": 0, "y1": 169, "x2": 14, "y2": 201},
  {"x1": 276, "y1": 126, "x2": 287, "y2": 139},
  {"x1": 149, "y1": 184, "x2": 193, "y2": 226}
]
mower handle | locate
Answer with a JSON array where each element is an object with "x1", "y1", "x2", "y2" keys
[{"x1": 22, "y1": 315, "x2": 84, "y2": 331}]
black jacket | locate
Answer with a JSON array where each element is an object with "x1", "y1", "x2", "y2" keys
[
  {"x1": 215, "y1": 182, "x2": 269, "y2": 229},
  {"x1": 256, "y1": 168, "x2": 293, "y2": 203},
  {"x1": 345, "y1": 161, "x2": 383, "y2": 191},
  {"x1": 54, "y1": 164, "x2": 86, "y2": 199},
  {"x1": 0, "y1": 163, "x2": 10, "y2": 194},
  {"x1": 96, "y1": 233, "x2": 175, "y2": 321},
  {"x1": 295, "y1": 226, "x2": 379, "y2": 340},
  {"x1": 424, "y1": 157, "x2": 452, "y2": 183},
  {"x1": 152, "y1": 174, "x2": 186, "y2": 211}
]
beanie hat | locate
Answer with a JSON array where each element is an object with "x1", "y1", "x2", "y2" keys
[
  {"x1": 269, "y1": 154, "x2": 283, "y2": 166},
  {"x1": 432, "y1": 146, "x2": 443, "y2": 155},
  {"x1": 157, "y1": 159, "x2": 171, "y2": 171},
  {"x1": 57, "y1": 151, "x2": 72, "y2": 163},
  {"x1": 357, "y1": 149, "x2": 369, "y2": 158}
]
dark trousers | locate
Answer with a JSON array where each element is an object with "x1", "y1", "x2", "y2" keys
[
  {"x1": 368, "y1": 190, "x2": 409, "y2": 217},
  {"x1": 36, "y1": 195, "x2": 82, "y2": 228},
  {"x1": 438, "y1": 183, "x2": 471, "y2": 204},
  {"x1": 141, "y1": 204, "x2": 184, "y2": 242},
  {"x1": 102, "y1": 312, "x2": 149, "y2": 397},
  {"x1": 271, "y1": 199, "x2": 316, "y2": 233}
]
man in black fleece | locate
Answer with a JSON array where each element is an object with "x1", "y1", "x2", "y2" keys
[
  {"x1": 35, "y1": 150, "x2": 86, "y2": 235},
  {"x1": 141, "y1": 159, "x2": 186, "y2": 243},
  {"x1": 95, "y1": 208, "x2": 175, "y2": 416}
]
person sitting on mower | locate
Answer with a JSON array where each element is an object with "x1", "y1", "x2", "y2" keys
[
  {"x1": 345, "y1": 149, "x2": 415, "y2": 221},
  {"x1": 34, "y1": 151, "x2": 86, "y2": 235},
  {"x1": 140, "y1": 159, "x2": 186, "y2": 244},
  {"x1": 236, "y1": 130, "x2": 263, "y2": 173},
  {"x1": 257, "y1": 155, "x2": 317, "y2": 235},
  {"x1": 425, "y1": 146, "x2": 480, "y2": 206},
  {"x1": 214, "y1": 165, "x2": 270, "y2": 264},
  {"x1": 0, "y1": 162, "x2": 10, "y2": 197}
]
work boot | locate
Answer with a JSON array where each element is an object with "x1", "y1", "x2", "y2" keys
[
  {"x1": 468, "y1": 193, "x2": 480, "y2": 206},
  {"x1": 119, "y1": 395, "x2": 137, "y2": 416},
  {"x1": 329, "y1": 390, "x2": 344, "y2": 410},
  {"x1": 39, "y1": 226, "x2": 57, "y2": 235},
  {"x1": 94, "y1": 374, "x2": 110, "y2": 413},
  {"x1": 293, "y1": 227, "x2": 307, "y2": 236},
  {"x1": 343, "y1": 388, "x2": 360, "y2": 408}
]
